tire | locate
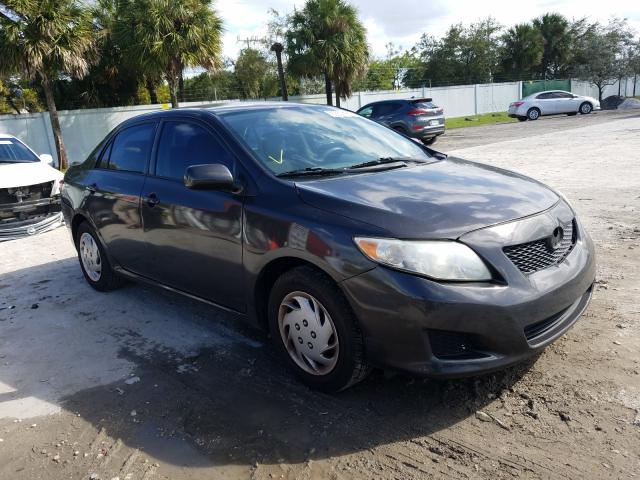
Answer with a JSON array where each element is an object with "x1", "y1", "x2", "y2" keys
[
  {"x1": 268, "y1": 266, "x2": 370, "y2": 392},
  {"x1": 526, "y1": 108, "x2": 540, "y2": 121},
  {"x1": 421, "y1": 136, "x2": 437, "y2": 146},
  {"x1": 393, "y1": 126, "x2": 408, "y2": 135},
  {"x1": 517, "y1": 117, "x2": 527, "y2": 122},
  {"x1": 579, "y1": 102, "x2": 592, "y2": 114},
  {"x1": 75, "y1": 222, "x2": 124, "y2": 291}
]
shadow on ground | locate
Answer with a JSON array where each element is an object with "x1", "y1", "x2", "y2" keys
[{"x1": 1, "y1": 256, "x2": 535, "y2": 469}]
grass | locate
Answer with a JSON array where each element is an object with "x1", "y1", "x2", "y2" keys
[{"x1": 445, "y1": 111, "x2": 517, "y2": 129}]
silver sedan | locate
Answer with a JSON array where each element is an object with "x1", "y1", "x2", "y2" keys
[{"x1": 508, "y1": 90, "x2": 601, "y2": 121}]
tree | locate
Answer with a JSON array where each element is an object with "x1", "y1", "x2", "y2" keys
[
  {"x1": 0, "y1": 0, "x2": 95, "y2": 169},
  {"x1": 115, "y1": 0, "x2": 223, "y2": 108},
  {"x1": 572, "y1": 19, "x2": 634, "y2": 102},
  {"x1": 500, "y1": 23, "x2": 543, "y2": 78},
  {"x1": 532, "y1": 13, "x2": 572, "y2": 78},
  {"x1": 629, "y1": 40, "x2": 640, "y2": 97},
  {"x1": 408, "y1": 18, "x2": 501, "y2": 86},
  {"x1": 287, "y1": 0, "x2": 368, "y2": 106},
  {"x1": 234, "y1": 48, "x2": 277, "y2": 99}
]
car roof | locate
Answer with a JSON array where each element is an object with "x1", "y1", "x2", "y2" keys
[
  {"x1": 116, "y1": 102, "x2": 330, "y2": 128},
  {"x1": 0, "y1": 133, "x2": 16, "y2": 139},
  {"x1": 361, "y1": 98, "x2": 433, "y2": 106}
]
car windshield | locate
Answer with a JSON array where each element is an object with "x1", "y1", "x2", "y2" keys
[
  {"x1": 0, "y1": 138, "x2": 39, "y2": 163},
  {"x1": 219, "y1": 105, "x2": 432, "y2": 176}
]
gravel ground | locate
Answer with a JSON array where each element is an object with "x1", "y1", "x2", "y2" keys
[{"x1": 1, "y1": 112, "x2": 639, "y2": 480}]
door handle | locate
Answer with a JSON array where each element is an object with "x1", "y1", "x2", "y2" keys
[
  {"x1": 144, "y1": 192, "x2": 160, "y2": 207},
  {"x1": 86, "y1": 183, "x2": 97, "y2": 194}
]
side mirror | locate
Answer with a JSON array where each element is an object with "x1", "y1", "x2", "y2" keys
[
  {"x1": 40, "y1": 153, "x2": 54, "y2": 165},
  {"x1": 184, "y1": 163, "x2": 236, "y2": 191}
]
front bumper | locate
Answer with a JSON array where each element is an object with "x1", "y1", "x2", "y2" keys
[
  {"x1": 340, "y1": 202, "x2": 596, "y2": 377},
  {"x1": 0, "y1": 196, "x2": 63, "y2": 241}
]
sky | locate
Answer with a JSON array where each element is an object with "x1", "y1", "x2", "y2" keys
[{"x1": 216, "y1": 0, "x2": 640, "y2": 59}]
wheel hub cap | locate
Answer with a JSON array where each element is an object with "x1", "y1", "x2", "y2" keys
[
  {"x1": 278, "y1": 292, "x2": 339, "y2": 376},
  {"x1": 79, "y1": 232, "x2": 102, "y2": 282}
]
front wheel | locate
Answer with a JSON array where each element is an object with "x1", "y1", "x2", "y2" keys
[
  {"x1": 579, "y1": 102, "x2": 593, "y2": 114},
  {"x1": 75, "y1": 222, "x2": 124, "y2": 291},
  {"x1": 268, "y1": 266, "x2": 370, "y2": 392}
]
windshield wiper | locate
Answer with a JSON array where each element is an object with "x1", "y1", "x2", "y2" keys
[
  {"x1": 347, "y1": 157, "x2": 423, "y2": 169},
  {"x1": 276, "y1": 167, "x2": 346, "y2": 178}
]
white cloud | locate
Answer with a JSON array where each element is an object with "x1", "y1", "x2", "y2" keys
[{"x1": 217, "y1": 0, "x2": 640, "y2": 59}]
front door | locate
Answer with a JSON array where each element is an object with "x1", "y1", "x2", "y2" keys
[{"x1": 139, "y1": 120, "x2": 244, "y2": 311}]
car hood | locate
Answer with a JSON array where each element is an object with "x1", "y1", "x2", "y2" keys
[
  {"x1": 0, "y1": 161, "x2": 63, "y2": 189},
  {"x1": 295, "y1": 158, "x2": 559, "y2": 239}
]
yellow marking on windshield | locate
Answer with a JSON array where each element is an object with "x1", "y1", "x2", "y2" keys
[{"x1": 269, "y1": 149, "x2": 284, "y2": 164}]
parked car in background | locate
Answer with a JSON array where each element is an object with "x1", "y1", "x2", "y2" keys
[
  {"x1": 0, "y1": 134, "x2": 63, "y2": 241},
  {"x1": 356, "y1": 98, "x2": 445, "y2": 145},
  {"x1": 62, "y1": 103, "x2": 595, "y2": 392},
  {"x1": 508, "y1": 91, "x2": 601, "y2": 121}
]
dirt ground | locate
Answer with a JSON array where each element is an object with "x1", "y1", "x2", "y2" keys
[{"x1": 1, "y1": 111, "x2": 639, "y2": 480}]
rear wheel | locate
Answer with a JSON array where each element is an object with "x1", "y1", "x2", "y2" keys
[
  {"x1": 517, "y1": 116, "x2": 527, "y2": 122},
  {"x1": 268, "y1": 266, "x2": 370, "y2": 392},
  {"x1": 526, "y1": 108, "x2": 540, "y2": 121},
  {"x1": 421, "y1": 136, "x2": 437, "y2": 146},
  {"x1": 579, "y1": 102, "x2": 593, "y2": 114},
  {"x1": 75, "y1": 222, "x2": 124, "y2": 291}
]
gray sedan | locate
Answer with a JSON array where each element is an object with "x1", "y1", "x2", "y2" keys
[{"x1": 508, "y1": 90, "x2": 601, "y2": 121}]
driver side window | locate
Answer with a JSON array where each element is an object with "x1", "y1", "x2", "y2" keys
[{"x1": 155, "y1": 121, "x2": 234, "y2": 182}]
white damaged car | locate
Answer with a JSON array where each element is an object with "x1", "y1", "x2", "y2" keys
[{"x1": 0, "y1": 134, "x2": 63, "y2": 241}]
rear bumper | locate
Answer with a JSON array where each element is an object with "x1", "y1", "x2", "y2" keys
[{"x1": 410, "y1": 125, "x2": 446, "y2": 139}]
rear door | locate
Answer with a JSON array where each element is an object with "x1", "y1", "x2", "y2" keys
[
  {"x1": 83, "y1": 122, "x2": 157, "y2": 273},
  {"x1": 139, "y1": 119, "x2": 245, "y2": 310},
  {"x1": 535, "y1": 92, "x2": 557, "y2": 114}
]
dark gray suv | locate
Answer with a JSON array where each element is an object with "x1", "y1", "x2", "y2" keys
[{"x1": 356, "y1": 98, "x2": 445, "y2": 145}]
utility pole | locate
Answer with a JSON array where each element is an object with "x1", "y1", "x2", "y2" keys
[{"x1": 270, "y1": 42, "x2": 288, "y2": 101}]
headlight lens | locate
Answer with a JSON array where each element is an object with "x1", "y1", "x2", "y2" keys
[{"x1": 354, "y1": 237, "x2": 492, "y2": 281}]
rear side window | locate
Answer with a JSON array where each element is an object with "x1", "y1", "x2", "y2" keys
[
  {"x1": 372, "y1": 103, "x2": 401, "y2": 117},
  {"x1": 536, "y1": 92, "x2": 554, "y2": 99},
  {"x1": 103, "y1": 123, "x2": 156, "y2": 173},
  {"x1": 413, "y1": 101, "x2": 438, "y2": 109},
  {"x1": 155, "y1": 121, "x2": 234, "y2": 181}
]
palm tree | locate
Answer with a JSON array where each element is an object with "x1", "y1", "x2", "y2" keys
[
  {"x1": 114, "y1": 0, "x2": 223, "y2": 109},
  {"x1": 0, "y1": 0, "x2": 95, "y2": 170},
  {"x1": 532, "y1": 13, "x2": 571, "y2": 78},
  {"x1": 286, "y1": 0, "x2": 368, "y2": 106},
  {"x1": 501, "y1": 24, "x2": 544, "y2": 78}
]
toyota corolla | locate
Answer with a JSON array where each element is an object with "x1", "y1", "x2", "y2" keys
[{"x1": 61, "y1": 103, "x2": 595, "y2": 392}]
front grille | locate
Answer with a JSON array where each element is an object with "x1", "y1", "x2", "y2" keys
[
  {"x1": 503, "y1": 220, "x2": 576, "y2": 274},
  {"x1": 0, "y1": 181, "x2": 54, "y2": 205}
]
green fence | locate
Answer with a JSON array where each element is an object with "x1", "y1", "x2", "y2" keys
[{"x1": 522, "y1": 79, "x2": 571, "y2": 97}]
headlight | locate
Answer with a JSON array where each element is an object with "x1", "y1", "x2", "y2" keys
[{"x1": 354, "y1": 237, "x2": 492, "y2": 281}]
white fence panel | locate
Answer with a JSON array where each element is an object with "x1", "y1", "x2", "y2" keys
[{"x1": 1, "y1": 78, "x2": 637, "y2": 167}]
